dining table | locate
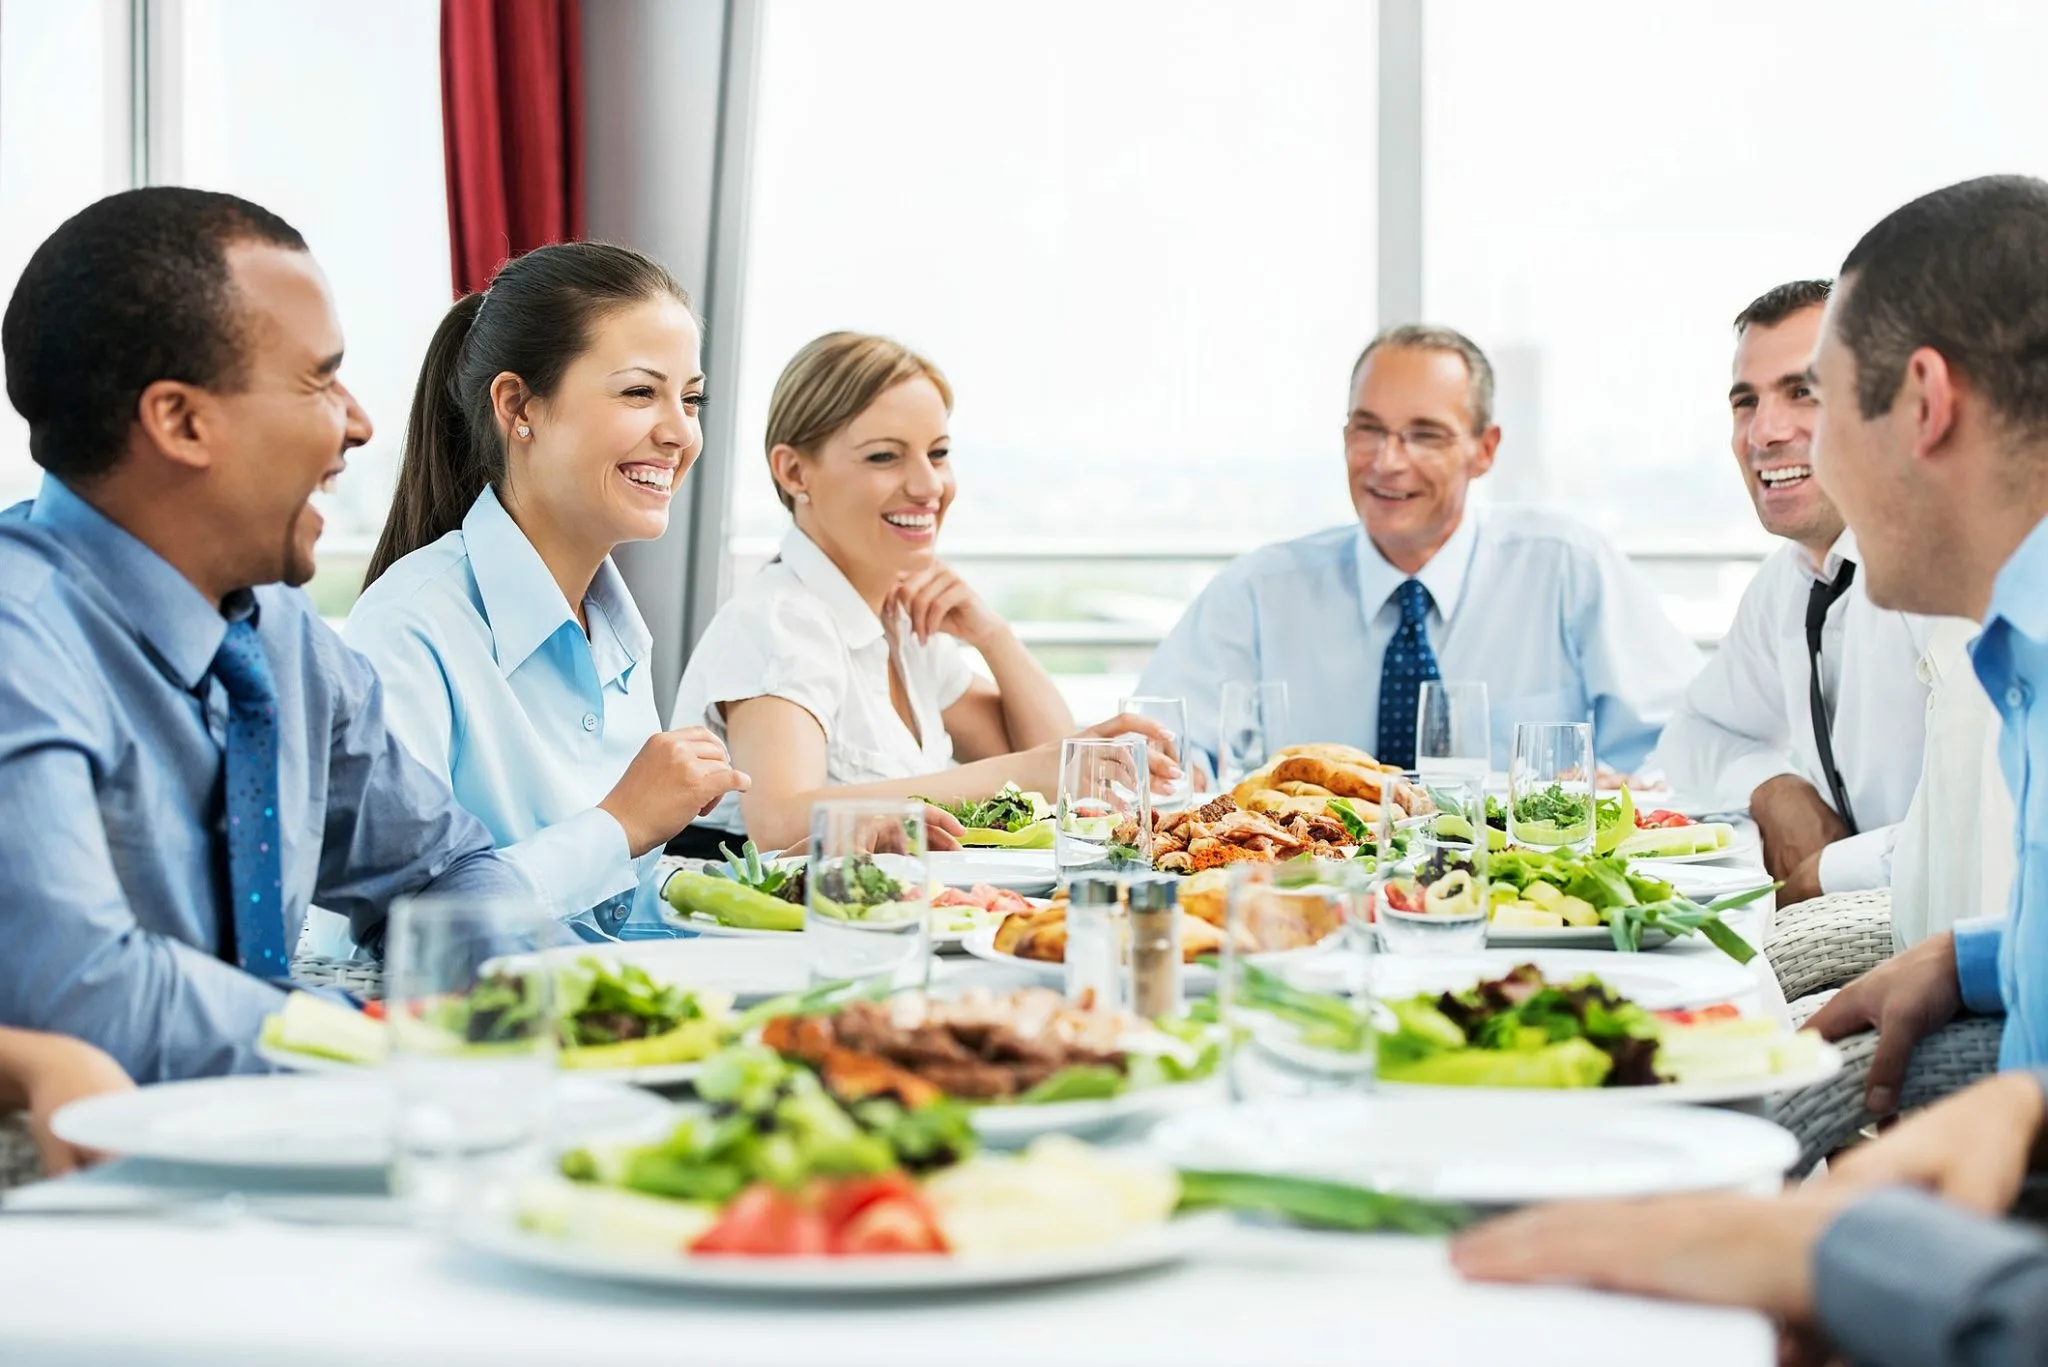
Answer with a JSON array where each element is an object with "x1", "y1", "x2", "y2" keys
[{"x1": 0, "y1": 816, "x2": 1789, "y2": 1366}]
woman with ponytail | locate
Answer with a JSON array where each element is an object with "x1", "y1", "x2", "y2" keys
[{"x1": 343, "y1": 242, "x2": 745, "y2": 941}]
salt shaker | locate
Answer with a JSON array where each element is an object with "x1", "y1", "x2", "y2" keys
[
  {"x1": 1063, "y1": 874, "x2": 1126, "y2": 1012},
  {"x1": 1127, "y1": 876, "x2": 1182, "y2": 1019}
]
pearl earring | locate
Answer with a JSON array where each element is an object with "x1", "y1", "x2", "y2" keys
[
  {"x1": 515, "y1": 424, "x2": 531, "y2": 439},
  {"x1": 794, "y1": 492, "x2": 810, "y2": 505}
]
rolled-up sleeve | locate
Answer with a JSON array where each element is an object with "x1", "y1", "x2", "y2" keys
[
  {"x1": 1954, "y1": 917, "x2": 2009, "y2": 1017},
  {"x1": 1819, "y1": 823, "x2": 1900, "y2": 895},
  {"x1": 1816, "y1": 1180, "x2": 2048, "y2": 1366}
]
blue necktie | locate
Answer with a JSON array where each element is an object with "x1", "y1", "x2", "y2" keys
[
  {"x1": 1376, "y1": 578, "x2": 1442, "y2": 769},
  {"x1": 211, "y1": 617, "x2": 289, "y2": 976}
]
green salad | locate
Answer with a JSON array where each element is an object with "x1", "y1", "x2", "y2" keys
[
  {"x1": 921, "y1": 784, "x2": 1054, "y2": 848},
  {"x1": 1482, "y1": 846, "x2": 1770, "y2": 961},
  {"x1": 1379, "y1": 964, "x2": 1659, "y2": 1088}
]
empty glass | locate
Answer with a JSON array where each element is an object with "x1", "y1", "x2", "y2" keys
[
  {"x1": 1117, "y1": 694, "x2": 1192, "y2": 811},
  {"x1": 1219, "y1": 861, "x2": 1373, "y2": 1100},
  {"x1": 1055, "y1": 737, "x2": 1152, "y2": 877},
  {"x1": 1217, "y1": 680, "x2": 1290, "y2": 786},
  {"x1": 1509, "y1": 721, "x2": 1597, "y2": 855},
  {"x1": 384, "y1": 893, "x2": 559, "y2": 1222},
  {"x1": 806, "y1": 800, "x2": 932, "y2": 991},
  {"x1": 1416, "y1": 680, "x2": 1492, "y2": 784},
  {"x1": 1376, "y1": 772, "x2": 1490, "y2": 953}
]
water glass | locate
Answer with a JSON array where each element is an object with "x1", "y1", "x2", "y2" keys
[
  {"x1": 1117, "y1": 694, "x2": 1192, "y2": 812},
  {"x1": 1377, "y1": 773, "x2": 1490, "y2": 953},
  {"x1": 806, "y1": 800, "x2": 932, "y2": 991},
  {"x1": 384, "y1": 894, "x2": 559, "y2": 1222},
  {"x1": 1508, "y1": 721, "x2": 1597, "y2": 854},
  {"x1": 1055, "y1": 737, "x2": 1152, "y2": 877},
  {"x1": 1220, "y1": 861, "x2": 1373, "y2": 1101},
  {"x1": 1416, "y1": 680, "x2": 1492, "y2": 781},
  {"x1": 1366, "y1": 768, "x2": 1429, "y2": 880},
  {"x1": 1218, "y1": 680, "x2": 1290, "y2": 785}
]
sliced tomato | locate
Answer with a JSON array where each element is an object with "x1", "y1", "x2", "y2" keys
[
  {"x1": 1655, "y1": 1003, "x2": 1742, "y2": 1026},
  {"x1": 930, "y1": 888, "x2": 980, "y2": 908},
  {"x1": 820, "y1": 1175, "x2": 948, "y2": 1255},
  {"x1": 690, "y1": 1182, "x2": 830, "y2": 1257},
  {"x1": 1383, "y1": 881, "x2": 1426, "y2": 914},
  {"x1": 359, "y1": 1000, "x2": 386, "y2": 1021},
  {"x1": 1643, "y1": 810, "x2": 1695, "y2": 829}
]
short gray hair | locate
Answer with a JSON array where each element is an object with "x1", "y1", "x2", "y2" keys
[{"x1": 1349, "y1": 324, "x2": 1495, "y2": 431}]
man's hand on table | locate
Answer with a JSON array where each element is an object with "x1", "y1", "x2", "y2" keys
[
  {"x1": 1823, "y1": 1070, "x2": 2048, "y2": 1214},
  {"x1": 0, "y1": 1029, "x2": 134, "y2": 1177},
  {"x1": 1750, "y1": 776, "x2": 1848, "y2": 894},
  {"x1": 1451, "y1": 1187, "x2": 1856, "y2": 1324},
  {"x1": 1804, "y1": 931, "x2": 1963, "y2": 1115}
]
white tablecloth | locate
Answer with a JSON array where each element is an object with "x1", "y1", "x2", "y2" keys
[{"x1": 0, "y1": 1216, "x2": 1769, "y2": 1366}]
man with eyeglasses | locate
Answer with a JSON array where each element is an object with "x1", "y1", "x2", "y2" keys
[{"x1": 1140, "y1": 324, "x2": 1699, "y2": 775}]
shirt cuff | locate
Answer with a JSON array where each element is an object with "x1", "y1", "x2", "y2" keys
[
  {"x1": 498, "y1": 806, "x2": 639, "y2": 923},
  {"x1": 1818, "y1": 825, "x2": 1897, "y2": 894},
  {"x1": 1815, "y1": 1186, "x2": 2048, "y2": 1367},
  {"x1": 1954, "y1": 916, "x2": 2008, "y2": 1016}
]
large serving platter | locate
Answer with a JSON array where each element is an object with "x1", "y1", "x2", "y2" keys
[{"x1": 455, "y1": 1205, "x2": 1229, "y2": 1293}]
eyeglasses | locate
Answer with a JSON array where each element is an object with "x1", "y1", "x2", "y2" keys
[{"x1": 1344, "y1": 421, "x2": 1466, "y2": 458}]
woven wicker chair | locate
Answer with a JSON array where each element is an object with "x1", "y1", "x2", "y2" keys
[
  {"x1": 290, "y1": 955, "x2": 385, "y2": 999},
  {"x1": 0, "y1": 1111, "x2": 39, "y2": 1190},
  {"x1": 1765, "y1": 889, "x2": 1896, "y2": 1002}
]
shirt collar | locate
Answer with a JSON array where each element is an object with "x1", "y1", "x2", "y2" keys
[
  {"x1": 28, "y1": 474, "x2": 226, "y2": 690},
  {"x1": 462, "y1": 485, "x2": 650, "y2": 684},
  {"x1": 1354, "y1": 505, "x2": 1481, "y2": 622},
  {"x1": 776, "y1": 524, "x2": 885, "y2": 649},
  {"x1": 1799, "y1": 529, "x2": 1859, "y2": 584},
  {"x1": 1987, "y1": 512, "x2": 2048, "y2": 641}
]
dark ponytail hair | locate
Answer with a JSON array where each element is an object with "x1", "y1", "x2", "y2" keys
[{"x1": 364, "y1": 241, "x2": 693, "y2": 587}]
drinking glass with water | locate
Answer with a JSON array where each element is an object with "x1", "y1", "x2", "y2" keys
[
  {"x1": 1117, "y1": 694, "x2": 1192, "y2": 812},
  {"x1": 1055, "y1": 736, "x2": 1153, "y2": 878},
  {"x1": 1217, "y1": 680, "x2": 1289, "y2": 787},
  {"x1": 806, "y1": 800, "x2": 932, "y2": 992},
  {"x1": 385, "y1": 894, "x2": 559, "y2": 1223}
]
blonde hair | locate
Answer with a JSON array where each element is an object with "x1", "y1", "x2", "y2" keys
[{"x1": 764, "y1": 331, "x2": 953, "y2": 511}]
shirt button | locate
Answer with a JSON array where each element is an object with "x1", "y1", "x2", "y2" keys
[{"x1": 581, "y1": 713, "x2": 598, "y2": 733}]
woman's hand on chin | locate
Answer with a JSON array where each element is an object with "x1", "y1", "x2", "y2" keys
[{"x1": 892, "y1": 563, "x2": 1006, "y2": 648}]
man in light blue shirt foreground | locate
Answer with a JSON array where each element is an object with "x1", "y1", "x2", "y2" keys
[
  {"x1": 1137, "y1": 326, "x2": 1700, "y2": 773},
  {"x1": 1804, "y1": 174, "x2": 2048, "y2": 1094},
  {"x1": 1457, "y1": 176, "x2": 2048, "y2": 1367},
  {"x1": 0, "y1": 187, "x2": 533, "y2": 1082}
]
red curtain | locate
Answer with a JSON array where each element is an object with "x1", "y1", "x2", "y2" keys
[{"x1": 440, "y1": 0, "x2": 585, "y2": 296}]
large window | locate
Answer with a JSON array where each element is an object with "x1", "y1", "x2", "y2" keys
[
  {"x1": 163, "y1": 0, "x2": 451, "y2": 614},
  {"x1": 729, "y1": 0, "x2": 1380, "y2": 716},
  {"x1": 0, "y1": 0, "x2": 130, "y2": 509},
  {"x1": 1422, "y1": 0, "x2": 2048, "y2": 637}
]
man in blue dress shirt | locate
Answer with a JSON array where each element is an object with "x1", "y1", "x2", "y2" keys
[
  {"x1": 1458, "y1": 177, "x2": 2048, "y2": 1367},
  {"x1": 1803, "y1": 175, "x2": 2048, "y2": 1100},
  {"x1": 0, "y1": 187, "x2": 533, "y2": 1082},
  {"x1": 1137, "y1": 325, "x2": 1701, "y2": 773}
]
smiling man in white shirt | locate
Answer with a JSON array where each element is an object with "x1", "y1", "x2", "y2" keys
[
  {"x1": 1653, "y1": 280, "x2": 1934, "y2": 903},
  {"x1": 1140, "y1": 325, "x2": 1700, "y2": 773}
]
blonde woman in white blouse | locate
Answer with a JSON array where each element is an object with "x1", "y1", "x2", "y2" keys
[{"x1": 674, "y1": 332, "x2": 1175, "y2": 851}]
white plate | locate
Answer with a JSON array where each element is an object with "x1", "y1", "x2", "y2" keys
[
  {"x1": 1636, "y1": 861, "x2": 1774, "y2": 900},
  {"x1": 957, "y1": 926, "x2": 1327, "y2": 989},
  {"x1": 927, "y1": 849, "x2": 1059, "y2": 895},
  {"x1": 456, "y1": 1206, "x2": 1227, "y2": 1293},
  {"x1": 53, "y1": 1074, "x2": 673, "y2": 1171},
  {"x1": 254, "y1": 1041, "x2": 706, "y2": 1089},
  {"x1": 1484, "y1": 923, "x2": 1674, "y2": 950},
  {"x1": 1618, "y1": 826, "x2": 1763, "y2": 865},
  {"x1": 1378, "y1": 1040, "x2": 1843, "y2": 1107},
  {"x1": 969, "y1": 1079, "x2": 1221, "y2": 1145},
  {"x1": 1362, "y1": 949, "x2": 1754, "y2": 1011},
  {"x1": 660, "y1": 914, "x2": 794, "y2": 939},
  {"x1": 1150, "y1": 1094, "x2": 1798, "y2": 1204}
]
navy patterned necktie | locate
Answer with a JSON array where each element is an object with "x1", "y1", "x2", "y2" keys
[
  {"x1": 1376, "y1": 578, "x2": 1442, "y2": 769},
  {"x1": 210, "y1": 617, "x2": 290, "y2": 976}
]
